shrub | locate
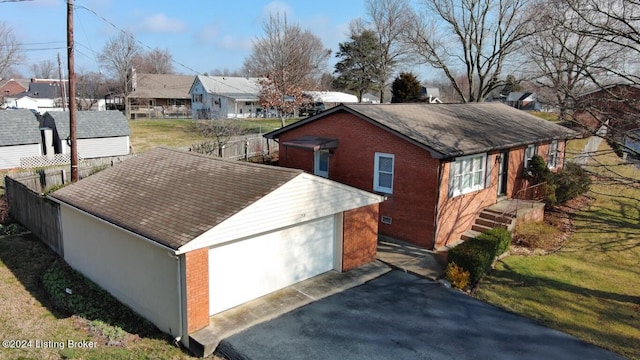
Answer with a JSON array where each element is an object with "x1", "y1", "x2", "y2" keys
[
  {"x1": 525, "y1": 155, "x2": 557, "y2": 205},
  {"x1": 445, "y1": 262, "x2": 470, "y2": 290},
  {"x1": 476, "y1": 227, "x2": 512, "y2": 256},
  {"x1": 447, "y1": 239, "x2": 496, "y2": 284},
  {"x1": 514, "y1": 221, "x2": 561, "y2": 250},
  {"x1": 553, "y1": 162, "x2": 591, "y2": 203}
]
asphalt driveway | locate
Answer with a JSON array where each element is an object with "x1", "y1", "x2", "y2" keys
[{"x1": 216, "y1": 271, "x2": 622, "y2": 360}]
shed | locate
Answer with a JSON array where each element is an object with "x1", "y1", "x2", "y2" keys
[
  {"x1": 48, "y1": 147, "x2": 384, "y2": 351},
  {"x1": 0, "y1": 109, "x2": 42, "y2": 169},
  {"x1": 40, "y1": 111, "x2": 130, "y2": 158}
]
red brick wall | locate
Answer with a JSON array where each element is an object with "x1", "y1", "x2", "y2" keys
[
  {"x1": 342, "y1": 204, "x2": 379, "y2": 271},
  {"x1": 185, "y1": 248, "x2": 209, "y2": 333},
  {"x1": 278, "y1": 111, "x2": 440, "y2": 248},
  {"x1": 0, "y1": 81, "x2": 27, "y2": 96}
]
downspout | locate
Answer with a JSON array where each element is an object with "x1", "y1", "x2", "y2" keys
[
  {"x1": 432, "y1": 160, "x2": 444, "y2": 250},
  {"x1": 169, "y1": 252, "x2": 184, "y2": 346}
]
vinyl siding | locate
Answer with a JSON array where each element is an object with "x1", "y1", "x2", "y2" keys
[{"x1": 0, "y1": 144, "x2": 41, "y2": 169}]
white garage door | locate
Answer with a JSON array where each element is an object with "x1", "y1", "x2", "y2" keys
[{"x1": 208, "y1": 215, "x2": 336, "y2": 315}]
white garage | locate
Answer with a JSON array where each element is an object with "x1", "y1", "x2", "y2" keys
[{"x1": 49, "y1": 147, "x2": 384, "y2": 353}]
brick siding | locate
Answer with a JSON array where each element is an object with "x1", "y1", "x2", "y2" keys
[
  {"x1": 185, "y1": 248, "x2": 209, "y2": 333},
  {"x1": 342, "y1": 204, "x2": 379, "y2": 271}
]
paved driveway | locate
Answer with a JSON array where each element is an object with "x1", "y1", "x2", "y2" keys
[{"x1": 217, "y1": 271, "x2": 622, "y2": 360}]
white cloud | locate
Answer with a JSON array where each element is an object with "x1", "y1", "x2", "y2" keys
[
  {"x1": 261, "y1": 1, "x2": 294, "y2": 20},
  {"x1": 139, "y1": 13, "x2": 186, "y2": 33}
]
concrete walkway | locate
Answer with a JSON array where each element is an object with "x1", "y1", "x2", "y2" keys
[{"x1": 376, "y1": 236, "x2": 446, "y2": 280}]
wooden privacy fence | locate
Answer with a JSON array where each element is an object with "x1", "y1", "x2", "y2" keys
[
  {"x1": 186, "y1": 135, "x2": 279, "y2": 160},
  {"x1": 4, "y1": 177, "x2": 63, "y2": 257}
]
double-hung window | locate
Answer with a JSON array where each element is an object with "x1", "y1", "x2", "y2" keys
[
  {"x1": 449, "y1": 153, "x2": 487, "y2": 197},
  {"x1": 374, "y1": 152, "x2": 394, "y2": 194},
  {"x1": 547, "y1": 140, "x2": 559, "y2": 169}
]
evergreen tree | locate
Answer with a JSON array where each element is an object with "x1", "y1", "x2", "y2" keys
[
  {"x1": 333, "y1": 30, "x2": 384, "y2": 102},
  {"x1": 391, "y1": 72, "x2": 422, "y2": 103}
]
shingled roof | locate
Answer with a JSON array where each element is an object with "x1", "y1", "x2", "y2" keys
[
  {"x1": 42, "y1": 111, "x2": 130, "y2": 139},
  {"x1": 128, "y1": 73, "x2": 194, "y2": 100},
  {"x1": 0, "y1": 109, "x2": 41, "y2": 146},
  {"x1": 193, "y1": 75, "x2": 263, "y2": 101},
  {"x1": 266, "y1": 103, "x2": 578, "y2": 158},
  {"x1": 49, "y1": 148, "x2": 304, "y2": 250}
]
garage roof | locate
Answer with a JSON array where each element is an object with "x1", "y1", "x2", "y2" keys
[
  {"x1": 49, "y1": 148, "x2": 384, "y2": 251},
  {"x1": 0, "y1": 109, "x2": 40, "y2": 146}
]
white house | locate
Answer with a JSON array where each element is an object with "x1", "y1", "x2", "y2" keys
[
  {"x1": 190, "y1": 75, "x2": 264, "y2": 119},
  {"x1": 40, "y1": 111, "x2": 130, "y2": 158},
  {"x1": 0, "y1": 109, "x2": 42, "y2": 169},
  {"x1": 48, "y1": 147, "x2": 384, "y2": 355}
]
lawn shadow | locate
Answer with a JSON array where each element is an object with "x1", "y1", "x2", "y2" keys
[{"x1": 0, "y1": 233, "x2": 174, "y2": 344}]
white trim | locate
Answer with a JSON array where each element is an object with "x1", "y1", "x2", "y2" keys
[
  {"x1": 314, "y1": 150, "x2": 330, "y2": 178},
  {"x1": 449, "y1": 153, "x2": 487, "y2": 197},
  {"x1": 373, "y1": 152, "x2": 394, "y2": 194},
  {"x1": 524, "y1": 144, "x2": 537, "y2": 169},
  {"x1": 547, "y1": 140, "x2": 559, "y2": 169}
]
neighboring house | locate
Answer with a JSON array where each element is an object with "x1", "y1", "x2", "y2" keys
[
  {"x1": 623, "y1": 128, "x2": 640, "y2": 160},
  {"x1": 300, "y1": 91, "x2": 359, "y2": 116},
  {"x1": 361, "y1": 93, "x2": 380, "y2": 104},
  {"x1": 0, "y1": 78, "x2": 29, "y2": 98},
  {"x1": 127, "y1": 73, "x2": 195, "y2": 119},
  {"x1": 0, "y1": 109, "x2": 42, "y2": 169},
  {"x1": 506, "y1": 92, "x2": 541, "y2": 111},
  {"x1": 189, "y1": 75, "x2": 264, "y2": 119},
  {"x1": 265, "y1": 103, "x2": 578, "y2": 250},
  {"x1": 3, "y1": 81, "x2": 65, "y2": 113},
  {"x1": 48, "y1": 147, "x2": 384, "y2": 352},
  {"x1": 573, "y1": 84, "x2": 640, "y2": 134},
  {"x1": 420, "y1": 86, "x2": 442, "y2": 103},
  {"x1": 40, "y1": 111, "x2": 130, "y2": 158}
]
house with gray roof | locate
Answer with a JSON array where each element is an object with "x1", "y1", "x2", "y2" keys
[
  {"x1": 40, "y1": 111, "x2": 130, "y2": 159},
  {"x1": 0, "y1": 109, "x2": 42, "y2": 169},
  {"x1": 127, "y1": 73, "x2": 194, "y2": 119},
  {"x1": 265, "y1": 103, "x2": 578, "y2": 250},
  {"x1": 48, "y1": 147, "x2": 384, "y2": 355},
  {"x1": 189, "y1": 75, "x2": 265, "y2": 119}
]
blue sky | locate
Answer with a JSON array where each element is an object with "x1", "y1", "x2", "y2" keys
[{"x1": 3, "y1": 0, "x2": 367, "y2": 77}]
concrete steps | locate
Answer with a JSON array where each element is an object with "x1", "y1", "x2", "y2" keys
[{"x1": 458, "y1": 208, "x2": 516, "y2": 245}]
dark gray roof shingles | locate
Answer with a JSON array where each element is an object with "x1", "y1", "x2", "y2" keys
[
  {"x1": 44, "y1": 110, "x2": 130, "y2": 139},
  {"x1": 49, "y1": 148, "x2": 303, "y2": 250},
  {"x1": 0, "y1": 109, "x2": 41, "y2": 145},
  {"x1": 268, "y1": 103, "x2": 578, "y2": 158}
]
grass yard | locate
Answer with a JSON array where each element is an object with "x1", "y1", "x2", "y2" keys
[
  {"x1": 474, "y1": 140, "x2": 640, "y2": 359},
  {"x1": 129, "y1": 118, "x2": 300, "y2": 153},
  {"x1": 0, "y1": 233, "x2": 200, "y2": 359}
]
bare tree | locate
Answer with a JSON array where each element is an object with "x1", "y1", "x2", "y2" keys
[
  {"x1": 0, "y1": 21, "x2": 23, "y2": 78},
  {"x1": 258, "y1": 71, "x2": 305, "y2": 126},
  {"x1": 357, "y1": 0, "x2": 413, "y2": 103},
  {"x1": 405, "y1": 0, "x2": 534, "y2": 102},
  {"x1": 29, "y1": 59, "x2": 56, "y2": 79},
  {"x1": 244, "y1": 13, "x2": 330, "y2": 126},
  {"x1": 98, "y1": 31, "x2": 140, "y2": 98},
  {"x1": 75, "y1": 71, "x2": 108, "y2": 110},
  {"x1": 192, "y1": 119, "x2": 243, "y2": 157},
  {"x1": 132, "y1": 48, "x2": 174, "y2": 74},
  {"x1": 524, "y1": 0, "x2": 624, "y2": 120}
]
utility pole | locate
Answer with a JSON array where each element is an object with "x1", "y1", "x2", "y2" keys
[
  {"x1": 67, "y1": 0, "x2": 78, "y2": 182},
  {"x1": 57, "y1": 53, "x2": 66, "y2": 111}
]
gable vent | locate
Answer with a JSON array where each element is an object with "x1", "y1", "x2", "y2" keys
[{"x1": 381, "y1": 216, "x2": 392, "y2": 225}]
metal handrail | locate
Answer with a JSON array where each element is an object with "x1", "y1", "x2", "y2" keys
[{"x1": 494, "y1": 182, "x2": 548, "y2": 227}]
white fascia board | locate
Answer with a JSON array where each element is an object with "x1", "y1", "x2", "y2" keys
[{"x1": 176, "y1": 173, "x2": 385, "y2": 254}]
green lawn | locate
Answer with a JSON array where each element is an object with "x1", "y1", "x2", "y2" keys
[
  {"x1": 129, "y1": 118, "x2": 300, "y2": 153},
  {"x1": 474, "y1": 141, "x2": 640, "y2": 359}
]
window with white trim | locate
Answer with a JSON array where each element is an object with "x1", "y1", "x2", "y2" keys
[
  {"x1": 449, "y1": 153, "x2": 487, "y2": 197},
  {"x1": 374, "y1": 152, "x2": 394, "y2": 194},
  {"x1": 524, "y1": 144, "x2": 537, "y2": 169},
  {"x1": 547, "y1": 140, "x2": 559, "y2": 168}
]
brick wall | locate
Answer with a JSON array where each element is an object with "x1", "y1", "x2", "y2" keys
[
  {"x1": 185, "y1": 248, "x2": 209, "y2": 333},
  {"x1": 278, "y1": 111, "x2": 440, "y2": 249},
  {"x1": 342, "y1": 204, "x2": 379, "y2": 271}
]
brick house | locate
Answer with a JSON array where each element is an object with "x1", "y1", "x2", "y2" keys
[
  {"x1": 48, "y1": 147, "x2": 384, "y2": 353},
  {"x1": 265, "y1": 103, "x2": 578, "y2": 250}
]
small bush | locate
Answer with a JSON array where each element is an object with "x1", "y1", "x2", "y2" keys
[
  {"x1": 0, "y1": 223, "x2": 26, "y2": 236},
  {"x1": 445, "y1": 262, "x2": 470, "y2": 290},
  {"x1": 447, "y1": 239, "x2": 496, "y2": 284},
  {"x1": 553, "y1": 162, "x2": 591, "y2": 203},
  {"x1": 476, "y1": 227, "x2": 512, "y2": 256}
]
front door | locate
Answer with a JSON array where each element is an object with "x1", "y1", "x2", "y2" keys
[
  {"x1": 497, "y1": 152, "x2": 508, "y2": 197},
  {"x1": 314, "y1": 150, "x2": 329, "y2": 178}
]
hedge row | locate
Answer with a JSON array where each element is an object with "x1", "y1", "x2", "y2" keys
[{"x1": 447, "y1": 228, "x2": 512, "y2": 285}]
